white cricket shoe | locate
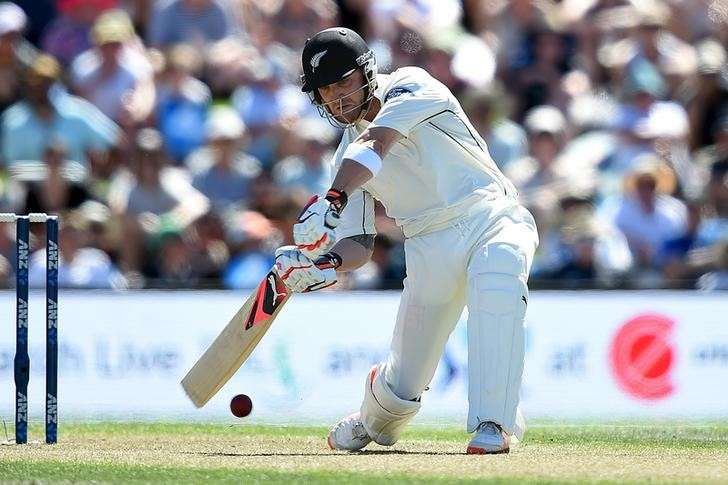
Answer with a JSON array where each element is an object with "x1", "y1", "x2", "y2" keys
[
  {"x1": 466, "y1": 421, "x2": 510, "y2": 454},
  {"x1": 327, "y1": 412, "x2": 372, "y2": 451}
]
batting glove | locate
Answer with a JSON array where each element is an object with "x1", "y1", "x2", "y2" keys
[
  {"x1": 274, "y1": 246, "x2": 339, "y2": 293},
  {"x1": 293, "y1": 190, "x2": 347, "y2": 259}
]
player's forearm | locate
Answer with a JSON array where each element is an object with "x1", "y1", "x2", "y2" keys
[
  {"x1": 329, "y1": 237, "x2": 373, "y2": 272},
  {"x1": 330, "y1": 159, "x2": 374, "y2": 195},
  {"x1": 330, "y1": 127, "x2": 402, "y2": 195}
]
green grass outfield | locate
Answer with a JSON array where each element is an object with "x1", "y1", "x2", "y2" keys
[{"x1": 1, "y1": 422, "x2": 728, "y2": 483}]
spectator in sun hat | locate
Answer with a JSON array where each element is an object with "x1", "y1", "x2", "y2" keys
[
  {"x1": 594, "y1": 3, "x2": 697, "y2": 96},
  {"x1": 117, "y1": 128, "x2": 208, "y2": 222},
  {"x1": 70, "y1": 9, "x2": 154, "y2": 125},
  {"x1": 533, "y1": 204, "x2": 633, "y2": 288},
  {"x1": 190, "y1": 106, "x2": 261, "y2": 211},
  {"x1": 506, "y1": 105, "x2": 572, "y2": 225},
  {"x1": 687, "y1": 39, "x2": 728, "y2": 150},
  {"x1": 41, "y1": 0, "x2": 117, "y2": 66},
  {"x1": 73, "y1": 199, "x2": 116, "y2": 255},
  {"x1": 272, "y1": 116, "x2": 335, "y2": 198},
  {"x1": 230, "y1": 59, "x2": 296, "y2": 166},
  {"x1": 606, "y1": 59, "x2": 689, "y2": 177},
  {"x1": 626, "y1": 2, "x2": 697, "y2": 82},
  {"x1": 1, "y1": 53, "x2": 121, "y2": 169},
  {"x1": 599, "y1": 154, "x2": 687, "y2": 270},
  {"x1": 460, "y1": 83, "x2": 528, "y2": 169},
  {"x1": 109, "y1": 127, "x2": 209, "y2": 275}
]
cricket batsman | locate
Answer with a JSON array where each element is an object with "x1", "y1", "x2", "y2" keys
[{"x1": 273, "y1": 28, "x2": 539, "y2": 454}]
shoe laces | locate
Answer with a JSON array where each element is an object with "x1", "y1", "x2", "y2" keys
[
  {"x1": 476, "y1": 421, "x2": 501, "y2": 436},
  {"x1": 332, "y1": 418, "x2": 369, "y2": 441},
  {"x1": 351, "y1": 421, "x2": 369, "y2": 440}
]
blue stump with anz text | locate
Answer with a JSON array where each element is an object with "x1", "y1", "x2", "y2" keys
[
  {"x1": 14, "y1": 216, "x2": 30, "y2": 444},
  {"x1": 2, "y1": 213, "x2": 59, "y2": 444},
  {"x1": 45, "y1": 217, "x2": 59, "y2": 444}
]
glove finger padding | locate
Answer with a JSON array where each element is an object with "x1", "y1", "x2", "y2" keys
[
  {"x1": 274, "y1": 246, "x2": 337, "y2": 293},
  {"x1": 302, "y1": 266, "x2": 337, "y2": 292},
  {"x1": 294, "y1": 224, "x2": 336, "y2": 259},
  {"x1": 293, "y1": 195, "x2": 340, "y2": 259}
]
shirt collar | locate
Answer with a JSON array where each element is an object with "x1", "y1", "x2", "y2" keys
[{"x1": 373, "y1": 73, "x2": 389, "y2": 102}]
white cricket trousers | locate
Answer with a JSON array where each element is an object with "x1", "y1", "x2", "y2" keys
[{"x1": 383, "y1": 203, "x2": 538, "y2": 438}]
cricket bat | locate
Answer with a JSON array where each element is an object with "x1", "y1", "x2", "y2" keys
[{"x1": 181, "y1": 268, "x2": 291, "y2": 408}]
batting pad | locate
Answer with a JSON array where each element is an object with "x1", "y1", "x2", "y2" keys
[
  {"x1": 466, "y1": 242, "x2": 528, "y2": 440},
  {"x1": 361, "y1": 363, "x2": 421, "y2": 446}
]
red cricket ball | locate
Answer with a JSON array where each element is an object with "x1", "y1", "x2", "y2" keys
[{"x1": 230, "y1": 394, "x2": 253, "y2": 418}]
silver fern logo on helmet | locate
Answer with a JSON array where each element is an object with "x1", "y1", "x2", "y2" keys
[{"x1": 310, "y1": 50, "x2": 328, "y2": 72}]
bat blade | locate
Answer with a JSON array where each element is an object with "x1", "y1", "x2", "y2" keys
[{"x1": 181, "y1": 269, "x2": 290, "y2": 408}]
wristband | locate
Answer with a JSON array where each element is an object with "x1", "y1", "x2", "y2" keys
[
  {"x1": 315, "y1": 252, "x2": 343, "y2": 270},
  {"x1": 325, "y1": 189, "x2": 348, "y2": 213},
  {"x1": 342, "y1": 142, "x2": 382, "y2": 176}
]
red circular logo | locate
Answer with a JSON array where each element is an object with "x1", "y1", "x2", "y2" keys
[{"x1": 609, "y1": 314, "x2": 676, "y2": 400}]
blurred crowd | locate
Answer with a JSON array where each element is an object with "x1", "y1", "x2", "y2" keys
[{"x1": 0, "y1": 0, "x2": 727, "y2": 290}]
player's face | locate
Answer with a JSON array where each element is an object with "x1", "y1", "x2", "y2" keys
[{"x1": 317, "y1": 69, "x2": 368, "y2": 124}]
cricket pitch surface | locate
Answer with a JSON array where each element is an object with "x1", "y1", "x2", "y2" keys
[{"x1": 2, "y1": 422, "x2": 727, "y2": 483}]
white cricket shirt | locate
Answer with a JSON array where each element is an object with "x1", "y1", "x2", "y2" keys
[{"x1": 333, "y1": 67, "x2": 518, "y2": 239}]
